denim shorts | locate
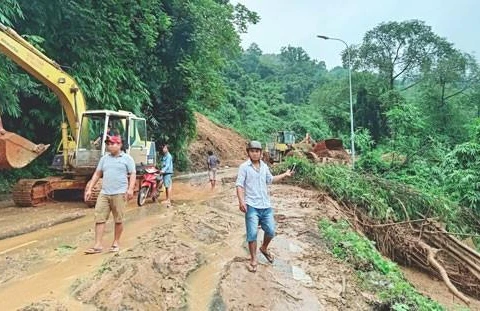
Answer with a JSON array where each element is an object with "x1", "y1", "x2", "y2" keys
[{"x1": 245, "y1": 205, "x2": 275, "y2": 242}]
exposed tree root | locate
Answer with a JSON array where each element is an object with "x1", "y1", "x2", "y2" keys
[
  {"x1": 321, "y1": 195, "x2": 480, "y2": 303},
  {"x1": 416, "y1": 240, "x2": 470, "y2": 305}
]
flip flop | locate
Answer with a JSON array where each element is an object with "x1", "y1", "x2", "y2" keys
[
  {"x1": 259, "y1": 248, "x2": 275, "y2": 263},
  {"x1": 247, "y1": 262, "x2": 258, "y2": 273},
  {"x1": 109, "y1": 245, "x2": 120, "y2": 253},
  {"x1": 84, "y1": 247, "x2": 103, "y2": 254}
]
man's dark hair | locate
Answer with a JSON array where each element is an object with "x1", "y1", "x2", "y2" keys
[{"x1": 208, "y1": 150, "x2": 213, "y2": 156}]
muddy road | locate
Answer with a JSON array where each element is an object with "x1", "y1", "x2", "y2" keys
[{"x1": 0, "y1": 170, "x2": 472, "y2": 310}]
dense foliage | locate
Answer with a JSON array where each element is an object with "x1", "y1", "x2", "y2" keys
[
  {"x1": 0, "y1": 0, "x2": 258, "y2": 172},
  {"x1": 199, "y1": 43, "x2": 332, "y2": 142}
]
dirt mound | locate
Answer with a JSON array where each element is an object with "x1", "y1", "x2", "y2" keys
[{"x1": 188, "y1": 113, "x2": 247, "y2": 171}]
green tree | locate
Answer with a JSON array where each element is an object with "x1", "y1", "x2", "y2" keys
[
  {"x1": 349, "y1": 20, "x2": 441, "y2": 90},
  {"x1": 384, "y1": 90, "x2": 426, "y2": 161},
  {"x1": 419, "y1": 44, "x2": 480, "y2": 141},
  {"x1": 0, "y1": 0, "x2": 23, "y2": 25},
  {"x1": 0, "y1": 0, "x2": 24, "y2": 118},
  {"x1": 442, "y1": 139, "x2": 480, "y2": 213}
]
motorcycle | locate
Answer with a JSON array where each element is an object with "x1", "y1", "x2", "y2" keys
[{"x1": 137, "y1": 166, "x2": 163, "y2": 206}]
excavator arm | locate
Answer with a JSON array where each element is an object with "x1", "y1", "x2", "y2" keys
[{"x1": 0, "y1": 22, "x2": 86, "y2": 169}]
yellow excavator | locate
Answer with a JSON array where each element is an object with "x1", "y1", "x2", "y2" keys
[{"x1": 0, "y1": 23, "x2": 156, "y2": 207}]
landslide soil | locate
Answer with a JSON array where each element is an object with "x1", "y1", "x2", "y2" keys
[{"x1": 187, "y1": 112, "x2": 247, "y2": 171}]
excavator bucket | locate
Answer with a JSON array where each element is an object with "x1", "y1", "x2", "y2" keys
[{"x1": 0, "y1": 131, "x2": 50, "y2": 169}]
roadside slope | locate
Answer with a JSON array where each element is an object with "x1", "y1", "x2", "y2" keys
[{"x1": 188, "y1": 112, "x2": 247, "y2": 171}]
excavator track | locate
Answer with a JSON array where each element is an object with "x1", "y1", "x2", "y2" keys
[
  {"x1": 12, "y1": 178, "x2": 59, "y2": 207},
  {"x1": 12, "y1": 177, "x2": 89, "y2": 207}
]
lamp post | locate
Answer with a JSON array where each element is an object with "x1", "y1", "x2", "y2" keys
[{"x1": 317, "y1": 35, "x2": 355, "y2": 169}]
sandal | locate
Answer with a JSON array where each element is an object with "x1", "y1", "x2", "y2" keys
[
  {"x1": 109, "y1": 245, "x2": 120, "y2": 253},
  {"x1": 247, "y1": 262, "x2": 258, "y2": 273},
  {"x1": 84, "y1": 247, "x2": 103, "y2": 254},
  {"x1": 259, "y1": 247, "x2": 275, "y2": 263}
]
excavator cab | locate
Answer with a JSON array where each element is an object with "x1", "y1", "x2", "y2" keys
[
  {"x1": 0, "y1": 117, "x2": 50, "y2": 169},
  {"x1": 73, "y1": 110, "x2": 156, "y2": 175}
]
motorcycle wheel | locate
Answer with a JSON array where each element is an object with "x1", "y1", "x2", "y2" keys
[
  {"x1": 152, "y1": 180, "x2": 162, "y2": 202},
  {"x1": 137, "y1": 186, "x2": 150, "y2": 206}
]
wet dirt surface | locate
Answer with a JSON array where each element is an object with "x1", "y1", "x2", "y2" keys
[
  {"x1": 211, "y1": 186, "x2": 372, "y2": 311},
  {"x1": 402, "y1": 266, "x2": 480, "y2": 310},
  {"x1": 2, "y1": 169, "x2": 470, "y2": 310},
  {"x1": 0, "y1": 203, "x2": 87, "y2": 240}
]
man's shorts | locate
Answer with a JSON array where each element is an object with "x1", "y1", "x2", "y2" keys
[
  {"x1": 94, "y1": 193, "x2": 126, "y2": 223},
  {"x1": 163, "y1": 174, "x2": 172, "y2": 188},
  {"x1": 208, "y1": 168, "x2": 217, "y2": 181},
  {"x1": 245, "y1": 205, "x2": 275, "y2": 242}
]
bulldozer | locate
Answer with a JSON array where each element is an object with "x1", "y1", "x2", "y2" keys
[
  {"x1": 264, "y1": 131, "x2": 296, "y2": 163},
  {"x1": 0, "y1": 22, "x2": 156, "y2": 206},
  {"x1": 264, "y1": 131, "x2": 350, "y2": 165}
]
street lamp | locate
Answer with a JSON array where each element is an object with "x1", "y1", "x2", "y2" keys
[{"x1": 316, "y1": 35, "x2": 355, "y2": 169}]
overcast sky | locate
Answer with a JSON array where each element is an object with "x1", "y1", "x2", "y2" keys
[{"x1": 234, "y1": 0, "x2": 479, "y2": 69}]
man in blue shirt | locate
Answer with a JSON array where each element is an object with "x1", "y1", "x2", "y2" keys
[
  {"x1": 159, "y1": 143, "x2": 174, "y2": 207},
  {"x1": 84, "y1": 135, "x2": 136, "y2": 254},
  {"x1": 236, "y1": 140, "x2": 293, "y2": 272}
]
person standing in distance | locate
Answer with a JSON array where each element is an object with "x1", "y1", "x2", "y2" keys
[
  {"x1": 236, "y1": 140, "x2": 293, "y2": 272},
  {"x1": 207, "y1": 150, "x2": 220, "y2": 189},
  {"x1": 84, "y1": 135, "x2": 136, "y2": 254},
  {"x1": 159, "y1": 143, "x2": 174, "y2": 207}
]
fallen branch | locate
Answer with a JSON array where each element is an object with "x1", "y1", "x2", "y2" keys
[
  {"x1": 416, "y1": 240, "x2": 470, "y2": 305},
  {"x1": 364, "y1": 218, "x2": 437, "y2": 228},
  {"x1": 415, "y1": 229, "x2": 480, "y2": 238}
]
